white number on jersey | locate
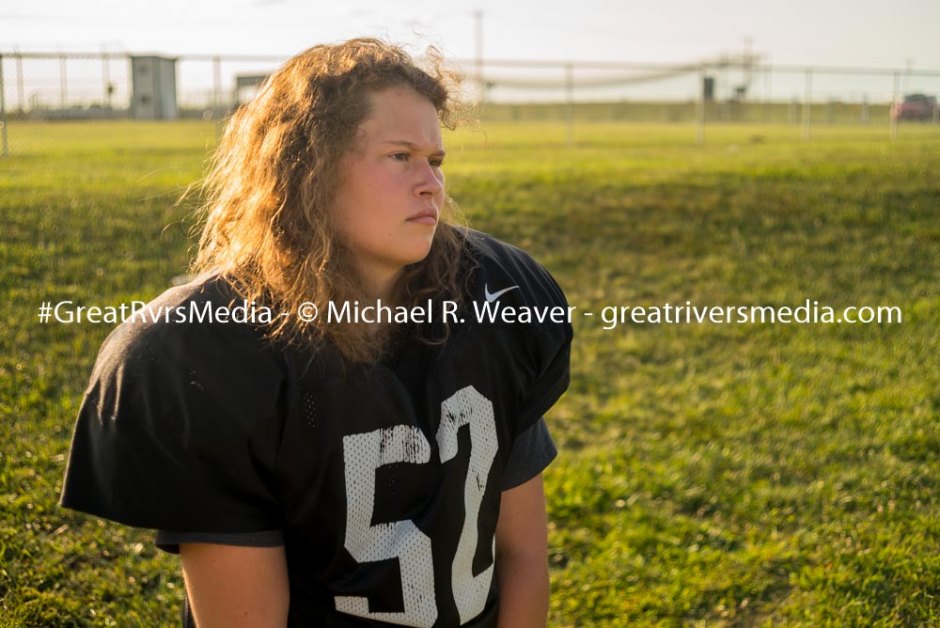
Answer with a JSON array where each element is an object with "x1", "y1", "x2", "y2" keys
[
  {"x1": 335, "y1": 386, "x2": 497, "y2": 627},
  {"x1": 437, "y1": 386, "x2": 497, "y2": 624},
  {"x1": 335, "y1": 425, "x2": 437, "y2": 626}
]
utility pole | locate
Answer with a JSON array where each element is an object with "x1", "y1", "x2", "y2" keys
[{"x1": 474, "y1": 9, "x2": 485, "y2": 105}]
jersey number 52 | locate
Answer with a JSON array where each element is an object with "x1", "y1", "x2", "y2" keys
[{"x1": 336, "y1": 385, "x2": 497, "y2": 627}]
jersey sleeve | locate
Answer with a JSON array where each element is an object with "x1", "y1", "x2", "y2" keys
[
  {"x1": 515, "y1": 261, "x2": 573, "y2": 430},
  {"x1": 500, "y1": 417, "x2": 557, "y2": 490},
  {"x1": 59, "y1": 281, "x2": 287, "y2": 533},
  {"x1": 467, "y1": 231, "x2": 574, "y2": 433},
  {"x1": 154, "y1": 529, "x2": 285, "y2": 554}
]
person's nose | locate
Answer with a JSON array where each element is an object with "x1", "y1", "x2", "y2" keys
[{"x1": 415, "y1": 160, "x2": 444, "y2": 198}]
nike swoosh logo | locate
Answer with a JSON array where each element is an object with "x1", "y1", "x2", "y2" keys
[{"x1": 484, "y1": 284, "x2": 520, "y2": 303}]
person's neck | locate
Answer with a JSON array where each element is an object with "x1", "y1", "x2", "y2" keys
[{"x1": 357, "y1": 264, "x2": 402, "y2": 303}]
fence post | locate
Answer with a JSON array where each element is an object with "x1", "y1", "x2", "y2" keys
[
  {"x1": 696, "y1": 64, "x2": 705, "y2": 144},
  {"x1": 213, "y1": 56, "x2": 222, "y2": 117},
  {"x1": 1, "y1": 54, "x2": 8, "y2": 158},
  {"x1": 802, "y1": 68, "x2": 812, "y2": 141},
  {"x1": 60, "y1": 53, "x2": 68, "y2": 108},
  {"x1": 15, "y1": 51, "x2": 24, "y2": 113},
  {"x1": 763, "y1": 57, "x2": 773, "y2": 123},
  {"x1": 890, "y1": 71, "x2": 899, "y2": 140},
  {"x1": 102, "y1": 52, "x2": 111, "y2": 110},
  {"x1": 565, "y1": 63, "x2": 574, "y2": 146}
]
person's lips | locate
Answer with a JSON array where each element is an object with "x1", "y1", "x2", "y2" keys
[{"x1": 407, "y1": 208, "x2": 439, "y2": 225}]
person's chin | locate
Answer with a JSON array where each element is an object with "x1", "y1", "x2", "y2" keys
[{"x1": 401, "y1": 241, "x2": 434, "y2": 267}]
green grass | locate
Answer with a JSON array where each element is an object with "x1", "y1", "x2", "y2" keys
[{"x1": 1, "y1": 119, "x2": 939, "y2": 626}]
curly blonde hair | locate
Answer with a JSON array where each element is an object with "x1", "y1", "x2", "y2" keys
[{"x1": 192, "y1": 38, "x2": 468, "y2": 363}]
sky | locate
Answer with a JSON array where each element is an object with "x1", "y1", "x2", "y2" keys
[
  {"x1": 3, "y1": 0, "x2": 937, "y2": 68},
  {"x1": 2, "y1": 0, "x2": 939, "y2": 104}
]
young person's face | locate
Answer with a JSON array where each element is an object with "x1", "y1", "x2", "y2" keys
[{"x1": 331, "y1": 85, "x2": 446, "y2": 296}]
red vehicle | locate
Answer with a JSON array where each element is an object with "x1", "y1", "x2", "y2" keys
[{"x1": 891, "y1": 93, "x2": 939, "y2": 121}]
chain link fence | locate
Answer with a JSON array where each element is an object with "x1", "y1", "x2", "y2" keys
[{"x1": 2, "y1": 51, "x2": 939, "y2": 156}]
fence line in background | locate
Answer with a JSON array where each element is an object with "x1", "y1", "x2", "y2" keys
[{"x1": 1, "y1": 51, "x2": 939, "y2": 156}]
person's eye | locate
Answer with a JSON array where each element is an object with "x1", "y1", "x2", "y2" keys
[
  {"x1": 390, "y1": 152, "x2": 410, "y2": 162},
  {"x1": 429, "y1": 158, "x2": 444, "y2": 168}
]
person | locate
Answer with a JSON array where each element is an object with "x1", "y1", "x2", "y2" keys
[{"x1": 60, "y1": 38, "x2": 573, "y2": 627}]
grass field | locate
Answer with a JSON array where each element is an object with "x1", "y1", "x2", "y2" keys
[{"x1": 1, "y1": 119, "x2": 938, "y2": 626}]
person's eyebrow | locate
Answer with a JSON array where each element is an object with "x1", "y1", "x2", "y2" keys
[{"x1": 381, "y1": 140, "x2": 446, "y2": 156}]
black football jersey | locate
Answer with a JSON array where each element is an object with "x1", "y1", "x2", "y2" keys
[{"x1": 61, "y1": 231, "x2": 573, "y2": 627}]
